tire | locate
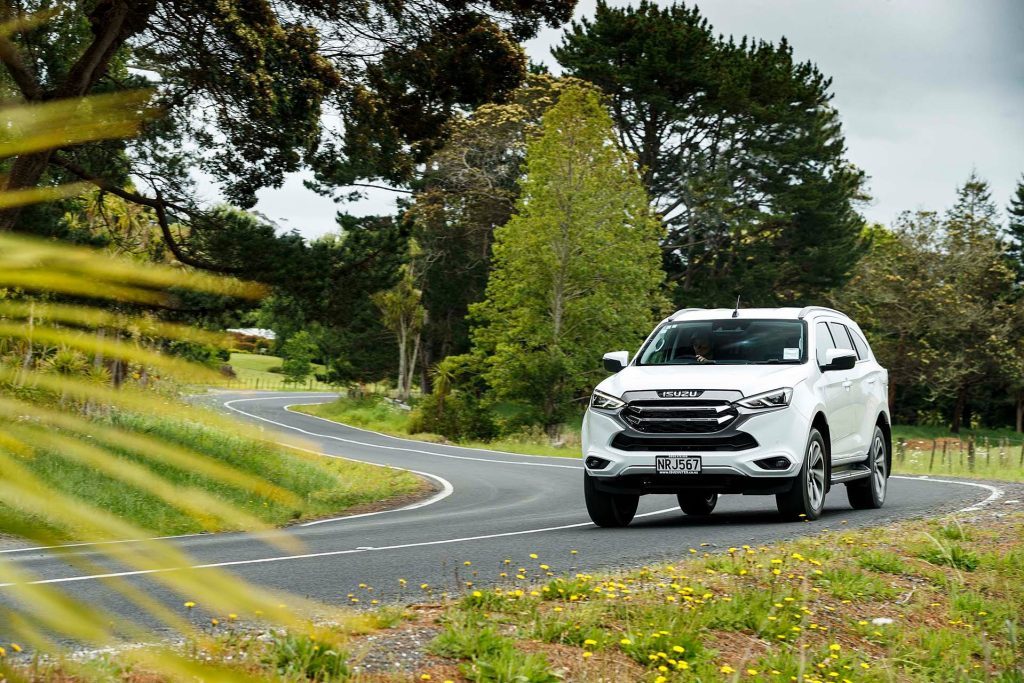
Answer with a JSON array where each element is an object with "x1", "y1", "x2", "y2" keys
[
  {"x1": 777, "y1": 428, "x2": 828, "y2": 521},
  {"x1": 847, "y1": 425, "x2": 888, "y2": 510},
  {"x1": 677, "y1": 492, "x2": 718, "y2": 516},
  {"x1": 584, "y1": 472, "x2": 639, "y2": 527}
]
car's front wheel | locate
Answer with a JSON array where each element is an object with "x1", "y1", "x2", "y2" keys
[
  {"x1": 584, "y1": 473, "x2": 639, "y2": 527},
  {"x1": 847, "y1": 425, "x2": 888, "y2": 509},
  {"x1": 777, "y1": 428, "x2": 828, "y2": 521},
  {"x1": 677, "y1": 492, "x2": 718, "y2": 516}
]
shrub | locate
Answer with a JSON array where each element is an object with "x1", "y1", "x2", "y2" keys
[{"x1": 413, "y1": 390, "x2": 496, "y2": 441}]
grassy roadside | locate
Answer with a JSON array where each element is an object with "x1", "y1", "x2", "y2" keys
[
  {"x1": 297, "y1": 396, "x2": 1024, "y2": 482},
  {"x1": 295, "y1": 397, "x2": 580, "y2": 458},
  {"x1": 8, "y1": 509, "x2": 1022, "y2": 681},
  {"x1": 3, "y1": 410, "x2": 424, "y2": 540}
]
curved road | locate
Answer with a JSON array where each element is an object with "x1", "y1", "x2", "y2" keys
[{"x1": 1, "y1": 391, "x2": 1003, "y2": 629}]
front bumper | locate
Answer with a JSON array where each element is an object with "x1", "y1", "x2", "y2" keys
[{"x1": 582, "y1": 401, "x2": 810, "y2": 494}]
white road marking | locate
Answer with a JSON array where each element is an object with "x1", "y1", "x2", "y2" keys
[
  {"x1": 891, "y1": 475, "x2": 1004, "y2": 512},
  {"x1": 283, "y1": 444, "x2": 454, "y2": 527},
  {"x1": 223, "y1": 397, "x2": 581, "y2": 470},
  {"x1": 0, "y1": 506, "x2": 680, "y2": 588},
  {"x1": 0, "y1": 394, "x2": 457, "y2": 553},
  {"x1": 282, "y1": 400, "x2": 584, "y2": 463}
]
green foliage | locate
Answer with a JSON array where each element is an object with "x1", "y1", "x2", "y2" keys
[
  {"x1": 469, "y1": 86, "x2": 666, "y2": 425},
  {"x1": 919, "y1": 543, "x2": 980, "y2": 572},
  {"x1": 413, "y1": 390, "x2": 497, "y2": 441},
  {"x1": 460, "y1": 648, "x2": 562, "y2": 683},
  {"x1": 409, "y1": 74, "x2": 601, "y2": 367},
  {"x1": 1004, "y1": 175, "x2": 1024, "y2": 284},
  {"x1": 265, "y1": 632, "x2": 350, "y2": 682},
  {"x1": 429, "y1": 614, "x2": 508, "y2": 660},
  {"x1": 856, "y1": 550, "x2": 908, "y2": 574},
  {"x1": 2, "y1": 0, "x2": 574, "y2": 239},
  {"x1": 280, "y1": 330, "x2": 318, "y2": 384},
  {"x1": 554, "y1": 1, "x2": 866, "y2": 305},
  {"x1": 835, "y1": 174, "x2": 1024, "y2": 429}
]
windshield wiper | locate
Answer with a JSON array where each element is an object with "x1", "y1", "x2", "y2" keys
[{"x1": 752, "y1": 359, "x2": 801, "y2": 364}]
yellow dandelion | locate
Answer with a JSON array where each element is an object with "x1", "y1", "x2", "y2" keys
[
  {"x1": 183, "y1": 601, "x2": 196, "y2": 609},
  {"x1": 583, "y1": 651, "x2": 593, "y2": 658},
  {"x1": 620, "y1": 638, "x2": 632, "y2": 645},
  {"x1": 721, "y1": 664, "x2": 736, "y2": 674},
  {"x1": 529, "y1": 553, "x2": 538, "y2": 559}
]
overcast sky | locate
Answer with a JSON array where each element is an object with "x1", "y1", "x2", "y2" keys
[{"x1": 249, "y1": 0, "x2": 1024, "y2": 239}]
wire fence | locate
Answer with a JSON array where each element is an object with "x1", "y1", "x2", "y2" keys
[
  {"x1": 895, "y1": 435, "x2": 1024, "y2": 478},
  {"x1": 214, "y1": 376, "x2": 343, "y2": 393}
]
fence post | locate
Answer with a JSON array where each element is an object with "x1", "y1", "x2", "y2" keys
[
  {"x1": 959, "y1": 439, "x2": 964, "y2": 468},
  {"x1": 897, "y1": 439, "x2": 906, "y2": 463},
  {"x1": 968, "y1": 438, "x2": 975, "y2": 472},
  {"x1": 929, "y1": 439, "x2": 936, "y2": 472},
  {"x1": 985, "y1": 437, "x2": 990, "y2": 466},
  {"x1": 1019, "y1": 441, "x2": 1024, "y2": 467},
  {"x1": 941, "y1": 440, "x2": 948, "y2": 466}
]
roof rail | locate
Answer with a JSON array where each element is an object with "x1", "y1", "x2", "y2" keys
[
  {"x1": 797, "y1": 306, "x2": 846, "y2": 320},
  {"x1": 670, "y1": 307, "x2": 706, "y2": 319}
]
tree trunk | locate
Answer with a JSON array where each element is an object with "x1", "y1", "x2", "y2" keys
[
  {"x1": 1016, "y1": 389, "x2": 1023, "y2": 434},
  {"x1": 951, "y1": 385, "x2": 968, "y2": 433},
  {"x1": 0, "y1": 0, "x2": 155, "y2": 230}
]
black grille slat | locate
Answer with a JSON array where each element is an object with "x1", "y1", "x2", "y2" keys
[
  {"x1": 621, "y1": 397, "x2": 737, "y2": 434},
  {"x1": 610, "y1": 433, "x2": 757, "y2": 452}
]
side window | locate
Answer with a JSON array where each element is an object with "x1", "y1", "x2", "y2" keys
[
  {"x1": 815, "y1": 322, "x2": 835, "y2": 365},
  {"x1": 848, "y1": 327, "x2": 870, "y2": 360},
  {"x1": 827, "y1": 322, "x2": 855, "y2": 353}
]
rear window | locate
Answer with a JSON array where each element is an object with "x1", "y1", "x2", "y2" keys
[
  {"x1": 637, "y1": 319, "x2": 806, "y2": 365},
  {"x1": 848, "y1": 327, "x2": 870, "y2": 360}
]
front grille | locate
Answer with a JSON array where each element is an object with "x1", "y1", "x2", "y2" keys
[
  {"x1": 611, "y1": 433, "x2": 758, "y2": 452},
  {"x1": 620, "y1": 398, "x2": 738, "y2": 434}
]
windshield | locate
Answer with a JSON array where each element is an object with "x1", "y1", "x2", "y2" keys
[{"x1": 636, "y1": 319, "x2": 807, "y2": 365}]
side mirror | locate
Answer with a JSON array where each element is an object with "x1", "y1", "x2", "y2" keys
[
  {"x1": 821, "y1": 348, "x2": 857, "y2": 372},
  {"x1": 603, "y1": 351, "x2": 630, "y2": 373}
]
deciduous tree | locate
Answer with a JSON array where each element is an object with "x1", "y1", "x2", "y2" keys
[{"x1": 469, "y1": 87, "x2": 666, "y2": 426}]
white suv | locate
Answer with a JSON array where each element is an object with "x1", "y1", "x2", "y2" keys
[{"x1": 582, "y1": 306, "x2": 890, "y2": 526}]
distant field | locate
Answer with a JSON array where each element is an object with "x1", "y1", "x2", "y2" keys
[{"x1": 222, "y1": 352, "x2": 336, "y2": 392}]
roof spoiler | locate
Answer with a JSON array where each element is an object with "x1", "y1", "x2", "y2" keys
[{"x1": 797, "y1": 306, "x2": 846, "y2": 320}]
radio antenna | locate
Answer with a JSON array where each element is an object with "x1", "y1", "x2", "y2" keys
[{"x1": 732, "y1": 294, "x2": 740, "y2": 318}]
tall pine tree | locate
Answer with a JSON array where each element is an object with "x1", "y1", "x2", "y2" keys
[
  {"x1": 1007, "y1": 175, "x2": 1024, "y2": 284},
  {"x1": 554, "y1": 1, "x2": 866, "y2": 306}
]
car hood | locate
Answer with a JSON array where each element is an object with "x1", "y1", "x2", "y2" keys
[{"x1": 595, "y1": 363, "x2": 808, "y2": 399}]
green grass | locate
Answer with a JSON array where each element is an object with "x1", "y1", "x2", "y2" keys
[
  {"x1": 891, "y1": 426, "x2": 1024, "y2": 482},
  {"x1": 299, "y1": 397, "x2": 1024, "y2": 480},
  {"x1": 295, "y1": 396, "x2": 583, "y2": 459},
  {"x1": 9, "y1": 514, "x2": 1024, "y2": 681},
  {"x1": 3, "y1": 410, "x2": 423, "y2": 539},
  {"x1": 221, "y1": 352, "x2": 336, "y2": 392}
]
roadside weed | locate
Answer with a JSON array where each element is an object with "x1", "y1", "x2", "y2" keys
[
  {"x1": 460, "y1": 647, "x2": 561, "y2": 683},
  {"x1": 265, "y1": 632, "x2": 349, "y2": 682},
  {"x1": 856, "y1": 549, "x2": 908, "y2": 574}
]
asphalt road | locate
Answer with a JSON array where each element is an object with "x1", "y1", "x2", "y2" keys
[{"x1": 0, "y1": 391, "x2": 1004, "y2": 636}]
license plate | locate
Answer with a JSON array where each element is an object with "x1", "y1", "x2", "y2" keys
[{"x1": 655, "y1": 456, "x2": 702, "y2": 474}]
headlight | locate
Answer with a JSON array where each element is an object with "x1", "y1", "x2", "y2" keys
[
  {"x1": 735, "y1": 387, "x2": 793, "y2": 410},
  {"x1": 590, "y1": 390, "x2": 625, "y2": 411}
]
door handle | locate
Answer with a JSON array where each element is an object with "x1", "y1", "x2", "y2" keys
[{"x1": 842, "y1": 380, "x2": 853, "y2": 389}]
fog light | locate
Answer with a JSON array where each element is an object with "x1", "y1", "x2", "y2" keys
[
  {"x1": 755, "y1": 456, "x2": 791, "y2": 470},
  {"x1": 585, "y1": 456, "x2": 610, "y2": 470}
]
